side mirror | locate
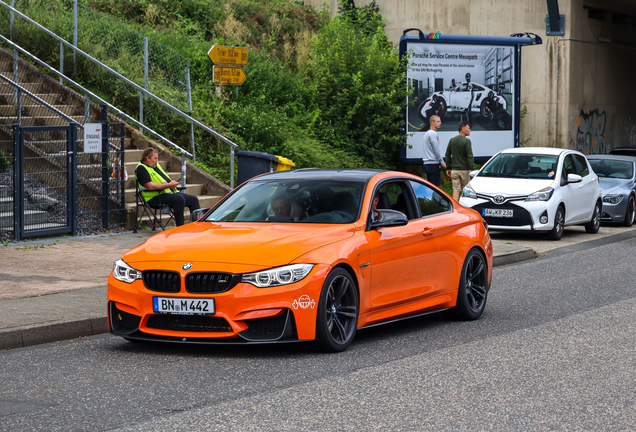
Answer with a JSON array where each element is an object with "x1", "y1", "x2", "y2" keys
[
  {"x1": 370, "y1": 209, "x2": 408, "y2": 229},
  {"x1": 469, "y1": 170, "x2": 479, "y2": 179},
  {"x1": 190, "y1": 208, "x2": 210, "y2": 222},
  {"x1": 567, "y1": 173, "x2": 582, "y2": 183}
]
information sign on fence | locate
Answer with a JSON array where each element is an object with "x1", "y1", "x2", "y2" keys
[{"x1": 84, "y1": 123, "x2": 102, "y2": 153}]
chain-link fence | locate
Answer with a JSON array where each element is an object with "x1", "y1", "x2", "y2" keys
[{"x1": 5, "y1": 0, "x2": 190, "y2": 112}]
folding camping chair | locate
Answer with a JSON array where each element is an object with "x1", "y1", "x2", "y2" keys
[{"x1": 132, "y1": 181, "x2": 176, "y2": 233}]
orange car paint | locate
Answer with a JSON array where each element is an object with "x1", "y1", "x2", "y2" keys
[{"x1": 107, "y1": 171, "x2": 492, "y2": 343}]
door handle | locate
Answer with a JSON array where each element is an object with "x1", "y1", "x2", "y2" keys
[{"x1": 422, "y1": 227, "x2": 435, "y2": 237}]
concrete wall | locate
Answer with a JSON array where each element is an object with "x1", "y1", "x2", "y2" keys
[
  {"x1": 308, "y1": 0, "x2": 636, "y2": 152},
  {"x1": 565, "y1": 0, "x2": 636, "y2": 154}
]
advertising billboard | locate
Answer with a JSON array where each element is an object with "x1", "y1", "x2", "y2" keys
[{"x1": 400, "y1": 33, "x2": 536, "y2": 164}]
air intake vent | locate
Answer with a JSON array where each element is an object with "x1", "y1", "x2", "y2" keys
[
  {"x1": 142, "y1": 271, "x2": 181, "y2": 293},
  {"x1": 146, "y1": 315, "x2": 232, "y2": 332},
  {"x1": 186, "y1": 272, "x2": 240, "y2": 294}
]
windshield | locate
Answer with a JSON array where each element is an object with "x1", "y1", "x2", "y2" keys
[
  {"x1": 203, "y1": 179, "x2": 365, "y2": 223},
  {"x1": 588, "y1": 159, "x2": 634, "y2": 179},
  {"x1": 480, "y1": 153, "x2": 559, "y2": 179}
]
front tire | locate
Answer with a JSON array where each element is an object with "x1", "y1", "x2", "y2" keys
[
  {"x1": 548, "y1": 205, "x2": 565, "y2": 240},
  {"x1": 315, "y1": 268, "x2": 359, "y2": 352},
  {"x1": 585, "y1": 201, "x2": 601, "y2": 233},
  {"x1": 453, "y1": 249, "x2": 488, "y2": 320},
  {"x1": 623, "y1": 196, "x2": 635, "y2": 227}
]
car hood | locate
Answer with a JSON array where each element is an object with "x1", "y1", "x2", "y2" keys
[
  {"x1": 598, "y1": 178, "x2": 632, "y2": 195},
  {"x1": 470, "y1": 176, "x2": 555, "y2": 196},
  {"x1": 122, "y1": 222, "x2": 356, "y2": 267}
]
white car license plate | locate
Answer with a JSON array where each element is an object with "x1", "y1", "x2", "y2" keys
[
  {"x1": 153, "y1": 297, "x2": 215, "y2": 315},
  {"x1": 483, "y1": 208, "x2": 513, "y2": 218}
]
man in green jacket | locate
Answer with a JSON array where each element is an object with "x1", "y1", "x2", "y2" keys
[
  {"x1": 445, "y1": 121, "x2": 474, "y2": 201},
  {"x1": 135, "y1": 147, "x2": 200, "y2": 226}
]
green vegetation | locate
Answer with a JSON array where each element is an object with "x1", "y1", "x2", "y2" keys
[
  {"x1": 0, "y1": 149, "x2": 8, "y2": 172},
  {"x1": 6, "y1": 0, "x2": 408, "y2": 183}
]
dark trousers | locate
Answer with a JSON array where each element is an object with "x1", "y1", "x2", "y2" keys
[
  {"x1": 148, "y1": 192, "x2": 200, "y2": 226},
  {"x1": 423, "y1": 163, "x2": 442, "y2": 187}
]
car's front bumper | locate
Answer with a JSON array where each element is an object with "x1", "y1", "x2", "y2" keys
[
  {"x1": 601, "y1": 199, "x2": 628, "y2": 223},
  {"x1": 459, "y1": 197, "x2": 556, "y2": 232},
  {"x1": 107, "y1": 263, "x2": 331, "y2": 344}
]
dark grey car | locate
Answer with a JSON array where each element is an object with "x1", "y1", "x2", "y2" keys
[{"x1": 587, "y1": 155, "x2": 636, "y2": 226}]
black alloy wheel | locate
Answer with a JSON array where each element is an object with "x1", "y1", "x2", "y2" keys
[
  {"x1": 623, "y1": 196, "x2": 635, "y2": 227},
  {"x1": 316, "y1": 268, "x2": 359, "y2": 352},
  {"x1": 480, "y1": 99, "x2": 492, "y2": 118},
  {"x1": 548, "y1": 205, "x2": 565, "y2": 240},
  {"x1": 585, "y1": 201, "x2": 601, "y2": 233},
  {"x1": 453, "y1": 248, "x2": 488, "y2": 320},
  {"x1": 493, "y1": 110, "x2": 511, "y2": 130}
]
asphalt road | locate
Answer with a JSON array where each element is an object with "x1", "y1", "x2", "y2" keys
[{"x1": 2, "y1": 235, "x2": 636, "y2": 431}]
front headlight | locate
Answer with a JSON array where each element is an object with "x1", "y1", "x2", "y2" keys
[
  {"x1": 113, "y1": 259, "x2": 142, "y2": 284},
  {"x1": 462, "y1": 184, "x2": 477, "y2": 199},
  {"x1": 603, "y1": 194, "x2": 623, "y2": 204},
  {"x1": 242, "y1": 264, "x2": 314, "y2": 288},
  {"x1": 526, "y1": 187, "x2": 554, "y2": 202}
]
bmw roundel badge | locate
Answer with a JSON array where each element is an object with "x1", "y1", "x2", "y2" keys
[{"x1": 182, "y1": 263, "x2": 193, "y2": 271}]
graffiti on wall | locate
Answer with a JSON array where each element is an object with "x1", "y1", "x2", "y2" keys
[{"x1": 577, "y1": 110, "x2": 606, "y2": 155}]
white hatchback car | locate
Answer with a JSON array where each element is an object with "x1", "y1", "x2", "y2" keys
[{"x1": 459, "y1": 147, "x2": 602, "y2": 240}]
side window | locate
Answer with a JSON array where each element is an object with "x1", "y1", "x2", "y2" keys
[
  {"x1": 574, "y1": 155, "x2": 590, "y2": 177},
  {"x1": 375, "y1": 181, "x2": 416, "y2": 220},
  {"x1": 561, "y1": 155, "x2": 576, "y2": 183},
  {"x1": 409, "y1": 181, "x2": 451, "y2": 217}
]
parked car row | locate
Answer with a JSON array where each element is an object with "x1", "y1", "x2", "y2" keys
[{"x1": 459, "y1": 147, "x2": 636, "y2": 240}]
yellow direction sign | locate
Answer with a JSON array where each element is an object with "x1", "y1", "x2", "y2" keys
[
  {"x1": 208, "y1": 45, "x2": 248, "y2": 66},
  {"x1": 213, "y1": 66, "x2": 247, "y2": 85}
]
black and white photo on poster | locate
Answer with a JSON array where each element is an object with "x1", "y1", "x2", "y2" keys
[{"x1": 406, "y1": 42, "x2": 516, "y2": 158}]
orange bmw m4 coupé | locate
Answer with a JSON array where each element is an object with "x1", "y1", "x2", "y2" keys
[{"x1": 108, "y1": 169, "x2": 493, "y2": 352}]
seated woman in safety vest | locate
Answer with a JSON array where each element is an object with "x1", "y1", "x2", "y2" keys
[{"x1": 135, "y1": 147, "x2": 200, "y2": 226}]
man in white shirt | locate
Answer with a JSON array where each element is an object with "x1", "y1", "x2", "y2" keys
[{"x1": 422, "y1": 115, "x2": 446, "y2": 186}]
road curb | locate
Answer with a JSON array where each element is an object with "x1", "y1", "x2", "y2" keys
[
  {"x1": 493, "y1": 248, "x2": 536, "y2": 267},
  {"x1": 0, "y1": 317, "x2": 108, "y2": 350}
]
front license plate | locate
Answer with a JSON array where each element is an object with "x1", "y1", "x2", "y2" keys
[
  {"x1": 483, "y1": 208, "x2": 513, "y2": 218},
  {"x1": 153, "y1": 297, "x2": 215, "y2": 315}
]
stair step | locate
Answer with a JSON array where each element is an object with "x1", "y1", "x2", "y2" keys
[
  {"x1": 125, "y1": 195, "x2": 222, "y2": 214},
  {"x1": 124, "y1": 172, "x2": 181, "y2": 189},
  {"x1": 0, "y1": 93, "x2": 64, "y2": 105},
  {"x1": 0, "y1": 115, "x2": 85, "y2": 127},
  {"x1": 124, "y1": 160, "x2": 168, "y2": 176},
  {"x1": 0, "y1": 209, "x2": 48, "y2": 228},
  {"x1": 124, "y1": 184, "x2": 204, "y2": 203}
]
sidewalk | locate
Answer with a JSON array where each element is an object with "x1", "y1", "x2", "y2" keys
[{"x1": 0, "y1": 230, "x2": 534, "y2": 350}]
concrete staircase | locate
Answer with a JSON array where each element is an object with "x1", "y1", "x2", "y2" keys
[{"x1": 0, "y1": 47, "x2": 231, "y2": 232}]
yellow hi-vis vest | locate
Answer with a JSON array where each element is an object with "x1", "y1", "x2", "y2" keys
[{"x1": 135, "y1": 162, "x2": 178, "y2": 202}]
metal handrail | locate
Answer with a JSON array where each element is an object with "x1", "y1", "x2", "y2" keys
[
  {"x1": 0, "y1": 1, "x2": 237, "y2": 149},
  {"x1": 1, "y1": 0, "x2": 239, "y2": 187},
  {"x1": 0, "y1": 35, "x2": 185, "y2": 154}
]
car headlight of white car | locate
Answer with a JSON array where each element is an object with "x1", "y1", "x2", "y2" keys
[
  {"x1": 603, "y1": 194, "x2": 623, "y2": 204},
  {"x1": 113, "y1": 259, "x2": 142, "y2": 284},
  {"x1": 242, "y1": 264, "x2": 314, "y2": 288},
  {"x1": 525, "y1": 187, "x2": 554, "y2": 202},
  {"x1": 462, "y1": 184, "x2": 477, "y2": 199}
]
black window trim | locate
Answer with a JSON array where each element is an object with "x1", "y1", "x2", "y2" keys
[
  {"x1": 407, "y1": 179, "x2": 454, "y2": 220},
  {"x1": 365, "y1": 177, "x2": 419, "y2": 231}
]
